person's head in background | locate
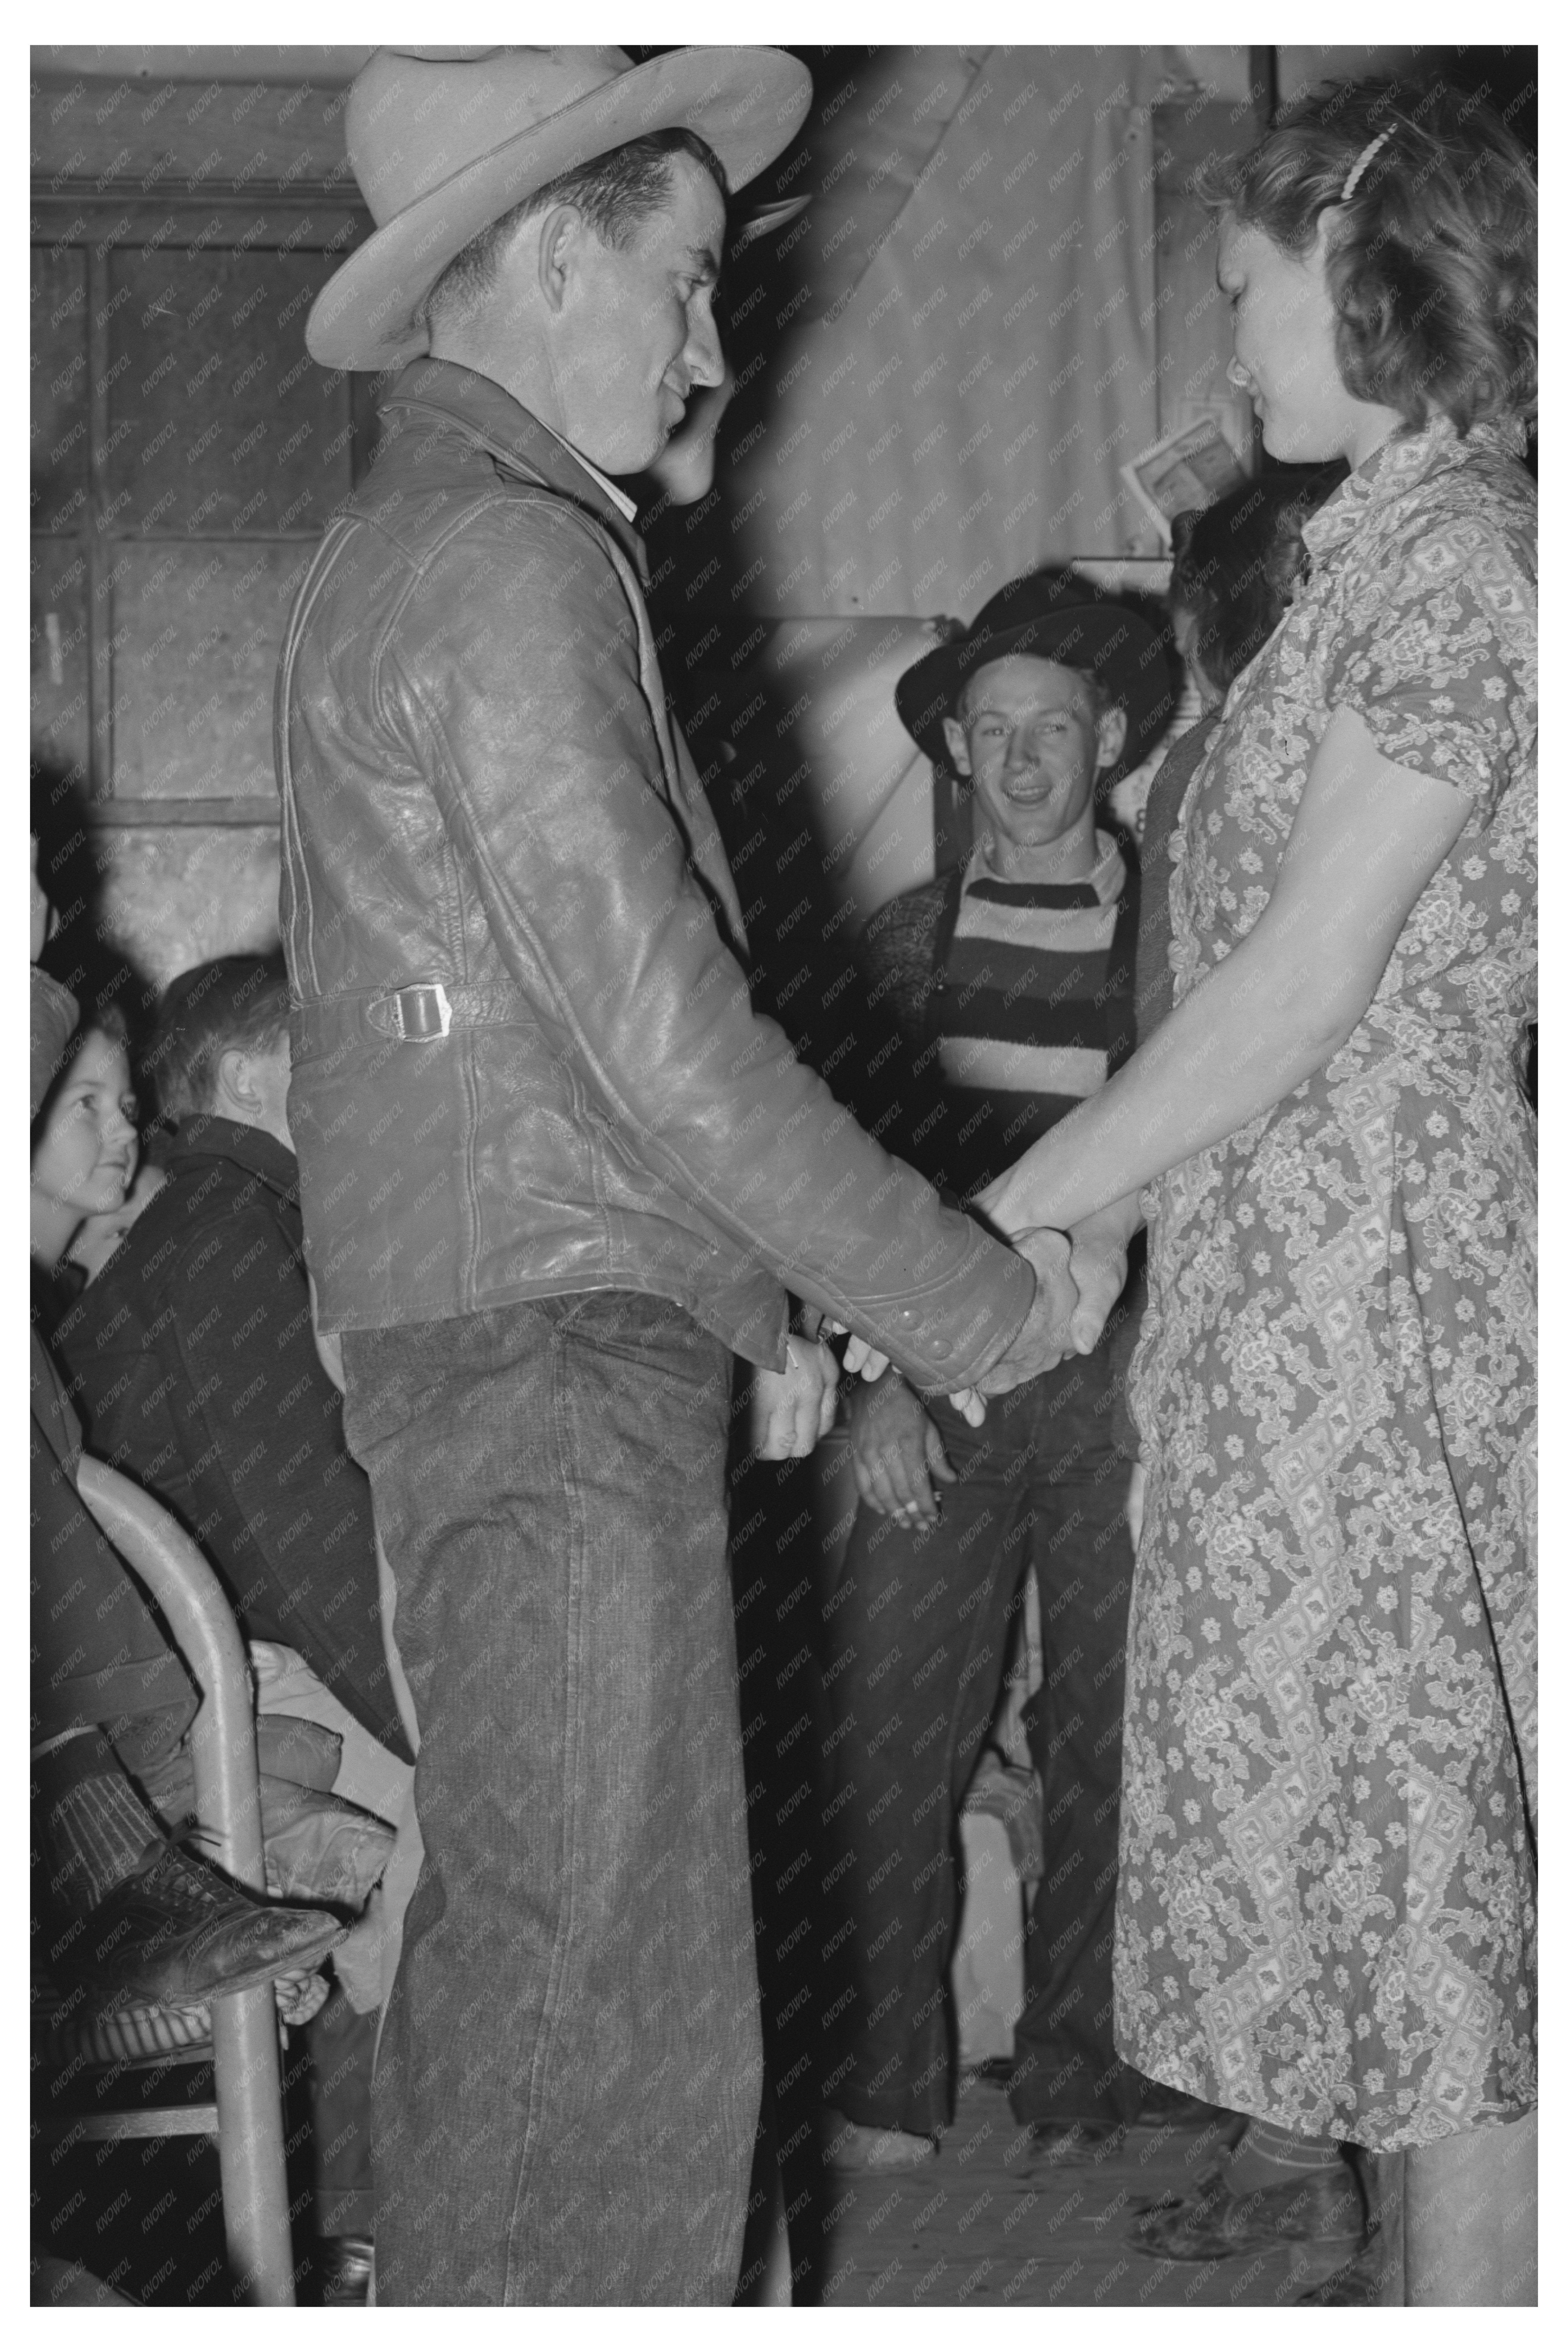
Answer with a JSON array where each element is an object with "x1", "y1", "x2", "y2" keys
[
  {"x1": 144, "y1": 954, "x2": 293, "y2": 1147},
  {"x1": 31, "y1": 1005, "x2": 138, "y2": 1269},
  {"x1": 1168, "y1": 466, "x2": 1348, "y2": 714},
  {"x1": 942, "y1": 654, "x2": 1127, "y2": 885}
]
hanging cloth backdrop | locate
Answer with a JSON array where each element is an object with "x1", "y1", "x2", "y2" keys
[{"x1": 726, "y1": 46, "x2": 1174, "y2": 620}]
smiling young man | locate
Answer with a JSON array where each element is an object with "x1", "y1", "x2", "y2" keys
[
  {"x1": 817, "y1": 580, "x2": 1194, "y2": 2174},
  {"x1": 276, "y1": 48, "x2": 1053, "y2": 2306}
]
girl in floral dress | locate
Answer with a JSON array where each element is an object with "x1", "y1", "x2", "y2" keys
[{"x1": 974, "y1": 79, "x2": 1536, "y2": 2303}]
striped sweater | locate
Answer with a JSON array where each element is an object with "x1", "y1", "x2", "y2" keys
[{"x1": 857, "y1": 832, "x2": 1137, "y2": 1202}]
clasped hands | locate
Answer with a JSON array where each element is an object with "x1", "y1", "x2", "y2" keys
[
  {"x1": 829, "y1": 1216, "x2": 1129, "y2": 1427},
  {"x1": 749, "y1": 1213, "x2": 1127, "y2": 1462}
]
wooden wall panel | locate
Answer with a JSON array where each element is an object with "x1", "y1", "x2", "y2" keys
[
  {"x1": 31, "y1": 70, "x2": 368, "y2": 992},
  {"x1": 31, "y1": 247, "x2": 90, "y2": 533},
  {"x1": 30, "y1": 540, "x2": 91, "y2": 784},
  {"x1": 94, "y1": 824, "x2": 283, "y2": 991},
  {"x1": 31, "y1": 75, "x2": 355, "y2": 194},
  {"x1": 105, "y1": 249, "x2": 351, "y2": 536},
  {"x1": 110, "y1": 544, "x2": 310, "y2": 798},
  {"x1": 29, "y1": 197, "x2": 371, "y2": 816}
]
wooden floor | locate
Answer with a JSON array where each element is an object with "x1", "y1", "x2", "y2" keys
[{"x1": 817, "y1": 2075, "x2": 1353, "y2": 2308}]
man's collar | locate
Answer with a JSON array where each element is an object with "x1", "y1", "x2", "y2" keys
[
  {"x1": 378, "y1": 357, "x2": 646, "y2": 577},
  {"x1": 966, "y1": 827, "x2": 1125, "y2": 903},
  {"x1": 165, "y1": 1114, "x2": 299, "y2": 1199},
  {"x1": 541, "y1": 428, "x2": 639, "y2": 524}
]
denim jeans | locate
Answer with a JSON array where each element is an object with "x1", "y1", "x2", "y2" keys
[
  {"x1": 340, "y1": 1292, "x2": 762, "y2": 2304},
  {"x1": 819, "y1": 1348, "x2": 1142, "y2": 2137}
]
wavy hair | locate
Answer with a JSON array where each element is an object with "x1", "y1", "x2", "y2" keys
[{"x1": 1205, "y1": 77, "x2": 1536, "y2": 433}]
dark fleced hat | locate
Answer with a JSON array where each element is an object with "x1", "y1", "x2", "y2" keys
[{"x1": 894, "y1": 570, "x2": 1176, "y2": 774}]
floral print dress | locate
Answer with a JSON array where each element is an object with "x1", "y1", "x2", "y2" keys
[{"x1": 1120, "y1": 418, "x2": 1537, "y2": 2151}]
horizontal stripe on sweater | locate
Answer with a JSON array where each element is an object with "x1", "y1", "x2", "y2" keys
[{"x1": 937, "y1": 1036, "x2": 1108, "y2": 1097}]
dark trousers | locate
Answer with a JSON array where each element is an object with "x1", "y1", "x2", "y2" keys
[
  {"x1": 280, "y1": 1982, "x2": 376, "y2": 2243},
  {"x1": 819, "y1": 1351, "x2": 1142, "y2": 2136},
  {"x1": 341, "y1": 1292, "x2": 762, "y2": 2305}
]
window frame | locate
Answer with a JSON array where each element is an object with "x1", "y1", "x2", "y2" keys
[{"x1": 31, "y1": 188, "x2": 376, "y2": 827}]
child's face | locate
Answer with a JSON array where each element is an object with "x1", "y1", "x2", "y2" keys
[{"x1": 32, "y1": 1029, "x2": 138, "y2": 1226}]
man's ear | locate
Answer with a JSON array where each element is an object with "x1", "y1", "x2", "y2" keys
[
  {"x1": 536, "y1": 203, "x2": 586, "y2": 315},
  {"x1": 213, "y1": 1046, "x2": 254, "y2": 1117},
  {"x1": 941, "y1": 714, "x2": 973, "y2": 778},
  {"x1": 1094, "y1": 705, "x2": 1129, "y2": 774}
]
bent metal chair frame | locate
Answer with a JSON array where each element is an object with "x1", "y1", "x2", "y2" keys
[{"x1": 48, "y1": 1455, "x2": 298, "y2": 2306}]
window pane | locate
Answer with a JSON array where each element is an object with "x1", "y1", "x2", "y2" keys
[
  {"x1": 109, "y1": 542, "x2": 310, "y2": 798},
  {"x1": 31, "y1": 249, "x2": 90, "y2": 535},
  {"x1": 106, "y1": 249, "x2": 352, "y2": 536}
]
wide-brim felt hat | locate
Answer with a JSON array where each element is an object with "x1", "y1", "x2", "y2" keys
[
  {"x1": 895, "y1": 572, "x2": 1177, "y2": 776},
  {"x1": 308, "y1": 46, "x2": 814, "y2": 371}
]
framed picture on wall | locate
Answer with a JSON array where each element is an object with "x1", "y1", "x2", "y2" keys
[{"x1": 1120, "y1": 414, "x2": 1252, "y2": 548}]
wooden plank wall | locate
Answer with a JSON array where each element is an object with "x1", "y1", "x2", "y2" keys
[{"x1": 31, "y1": 72, "x2": 373, "y2": 991}]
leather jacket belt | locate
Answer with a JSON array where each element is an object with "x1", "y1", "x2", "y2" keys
[{"x1": 292, "y1": 979, "x2": 529, "y2": 1055}]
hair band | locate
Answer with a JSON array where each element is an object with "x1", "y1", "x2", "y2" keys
[{"x1": 1339, "y1": 127, "x2": 1394, "y2": 201}]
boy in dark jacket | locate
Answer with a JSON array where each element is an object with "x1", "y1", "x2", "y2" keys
[
  {"x1": 29, "y1": 930, "x2": 341, "y2": 2015},
  {"x1": 53, "y1": 957, "x2": 411, "y2": 1770}
]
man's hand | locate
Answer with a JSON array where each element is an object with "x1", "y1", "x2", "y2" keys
[
  {"x1": 975, "y1": 1226, "x2": 1079, "y2": 1396},
  {"x1": 750, "y1": 1335, "x2": 840, "y2": 1460},
  {"x1": 847, "y1": 1371, "x2": 956, "y2": 1530},
  {"x1": 815, "y1": 1314, "x2": 892, "y2": 1386},
  {"x1": 1064, "y1": 1215, "x2": 1130, "y2": 1356}
]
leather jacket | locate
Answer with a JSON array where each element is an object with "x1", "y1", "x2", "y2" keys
[{"x1": 275, "y1": 360, "x2": 1032, "y2": 1384}]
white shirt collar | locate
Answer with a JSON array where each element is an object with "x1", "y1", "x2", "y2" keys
[
  {"x1": 967, "y1": 826, "x2": 1125, "y2": 902},
  {"x1": 545, "y1": 425, "x2": 638, "y2": 523}
]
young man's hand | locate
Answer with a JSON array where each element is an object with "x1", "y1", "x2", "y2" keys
[
  {"x1": 749, "y1": 1335, "x2": 840, "y2": 1459},
  {"x1": 847, "y1": 1369, "x2": 957, "y2": 1530}
]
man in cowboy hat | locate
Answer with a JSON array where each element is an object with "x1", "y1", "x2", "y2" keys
[
  {"x1": 817, "y1": 577, "x2": 1188, "y2": 2175},
  {"x1": 275, "y1": 46, "x2": 1071, "y2": 2304}
]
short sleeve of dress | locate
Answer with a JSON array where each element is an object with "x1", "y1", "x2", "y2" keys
[{"x1": 1321, "y1": 509, "x2": 1534, "y2": 824}]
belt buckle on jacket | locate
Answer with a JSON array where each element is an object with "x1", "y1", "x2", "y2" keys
[{"x1": 367, "y1": 982, "x2": 452, "y2": 1043}]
